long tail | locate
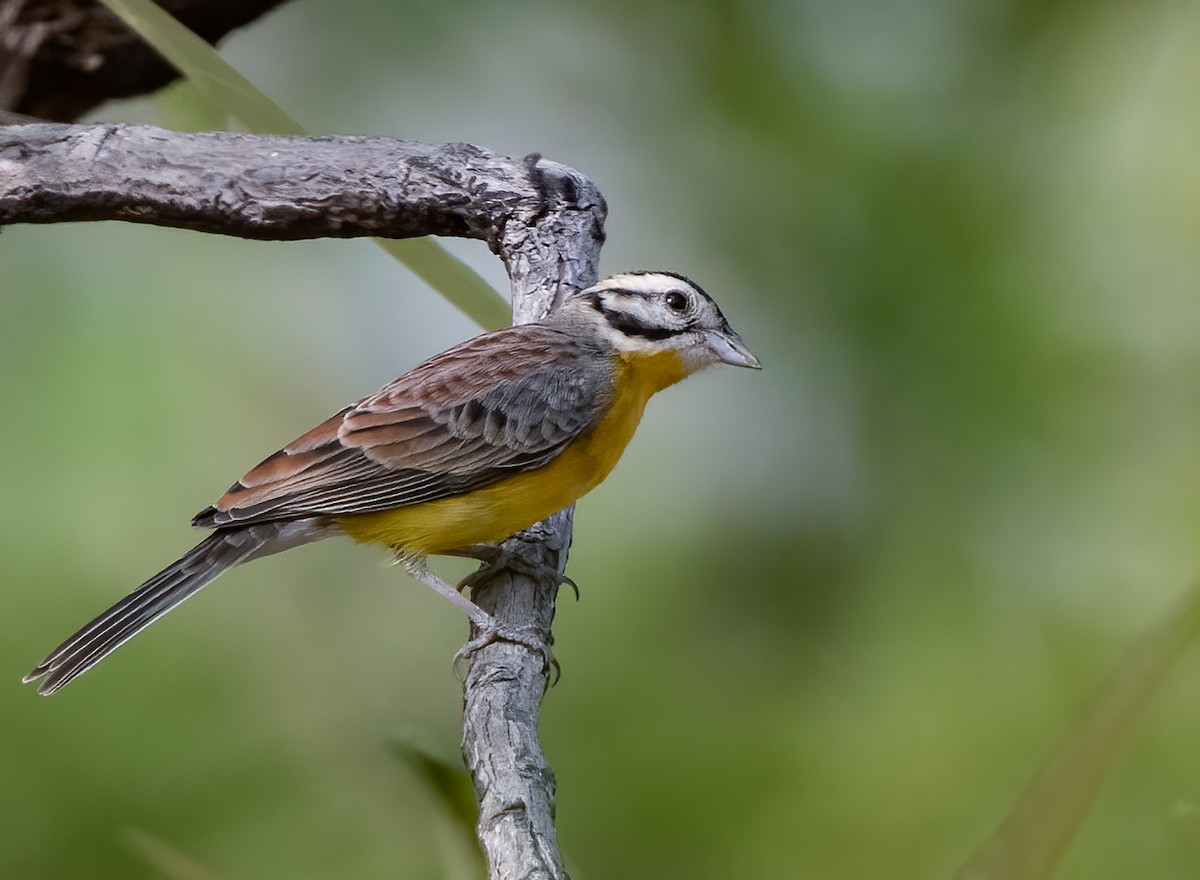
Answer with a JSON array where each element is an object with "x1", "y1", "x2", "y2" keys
[{"x1": 24, "y1": 524, "x2": 303, "y2": 695}]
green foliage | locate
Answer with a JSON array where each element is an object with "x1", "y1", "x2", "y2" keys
[{"x1": 958, "y1": 585, "x2": 1200, "y2": 879}]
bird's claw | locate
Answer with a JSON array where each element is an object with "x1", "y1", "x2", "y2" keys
[
  {"x1": 453, "y1": 619, "x2": 560, "y2": 686},
  {"x1": 455, "y1": 545, "x2": 579, "y2": 600}
]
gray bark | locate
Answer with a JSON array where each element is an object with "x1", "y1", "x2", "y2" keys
[{"x1": 0, "y1": 121, "x2": 605, "y2": 879}]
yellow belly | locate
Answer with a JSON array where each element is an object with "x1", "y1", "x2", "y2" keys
[{"x1": 335, "y1": 349, "x2": 687, "y2": 556}]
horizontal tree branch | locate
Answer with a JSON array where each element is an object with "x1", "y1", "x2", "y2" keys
[
  {"x1": 0, "y1": 122, "x2": 605, "y2": 267},
  {"x1": 1, "y1": 120, "x2": 605, "y2": 879}
]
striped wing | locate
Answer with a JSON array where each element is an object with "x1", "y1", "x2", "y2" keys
[{"x1": 194, "y1": 324, "x2": 613, "y2": 528}]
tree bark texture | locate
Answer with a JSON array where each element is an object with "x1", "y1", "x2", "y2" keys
[
  {"x1": 0, "y1": 0, "x2": 292, "y2": 121},
  {"x1": 0, "y1": 121, "x2": 606, "y2": 879}
]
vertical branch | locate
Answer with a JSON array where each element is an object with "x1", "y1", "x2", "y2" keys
[
  {"x1": 460, "y1": 511, "x2": 575, "y2": 879},
  {"x1": 460, "y1": 155, "x2": 606, "y2": 880}
]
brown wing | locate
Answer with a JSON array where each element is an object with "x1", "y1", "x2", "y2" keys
[{"x1": 193, "y1": 324, "x2": 613, "y2": 529}]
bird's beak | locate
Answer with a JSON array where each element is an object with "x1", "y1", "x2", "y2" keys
[{"x1": 707, "y1": 327, "x2": 762, "y2": 370}]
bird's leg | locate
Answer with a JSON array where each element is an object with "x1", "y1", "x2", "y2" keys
[
  {"x1": 449, "y1": 542, "x2": 579, "y2": 599},
  {"x1": 401, "y1": 558, "x2": 493, "y2": 628},
  {"x1": 401, "y1": 557, "x2": 557, "y2": 678}
]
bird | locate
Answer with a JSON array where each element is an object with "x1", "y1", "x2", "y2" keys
[{"x1": 24, "y1": 271, "x2": 760, "y2": 695}]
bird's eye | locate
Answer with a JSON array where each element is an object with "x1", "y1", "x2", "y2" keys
[{"x1": 665, "y1": 291, "x2": 688, "y2": 312}]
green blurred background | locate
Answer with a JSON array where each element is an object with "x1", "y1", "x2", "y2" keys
[{"x1": 4, "y1": 0, "x2": 1200, "y2": 877}]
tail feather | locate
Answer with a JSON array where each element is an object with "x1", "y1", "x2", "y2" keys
[{"x1": 24, "y1": 528, "x2": 274, "y2": 695}]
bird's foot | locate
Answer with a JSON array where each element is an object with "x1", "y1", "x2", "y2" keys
[
  {"x1": 452, "y1": 621, "x2": 559, "y2": 685},
  {"x1": 453, "y1": 543, "x2": 578, "y2": 599},
  {"x1": 400, "y1": 557, "x2": 560, "y2": 684}
]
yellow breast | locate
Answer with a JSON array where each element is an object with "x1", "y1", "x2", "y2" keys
[{"x1": 335, "y1": 349, "x2": 687, "y2": 555}]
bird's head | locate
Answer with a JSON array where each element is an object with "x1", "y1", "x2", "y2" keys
[{"x1": 557, "y1": 271, "x2": 760, "y2": 376}]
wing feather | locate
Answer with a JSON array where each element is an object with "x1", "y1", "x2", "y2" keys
[{"x1": 194, "y1": 325, "x2": 612, "y2": 529}]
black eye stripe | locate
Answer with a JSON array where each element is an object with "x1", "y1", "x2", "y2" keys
[{"x1": 602, "y1": 307, "x2": 683, "y2": 341}]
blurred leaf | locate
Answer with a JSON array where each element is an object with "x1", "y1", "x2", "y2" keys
[
  {"x1": 156, "y1": 80, "x2": 231, "y2": 134},
  {"x1": 374, "y1": 238, "x2": 510, "y2": 331},
  {"x1": 388, "y1": 736, "x2": 478, "y2": 835},
  {"x1": 97, "y1": 0, "x2": 510, "y2": 330},
  {"x1": 96, "y1": 0, "x2": 302, "y2": 135},
  {"x1": 956, "y1": 583, "x2": 1200, "y2": 880},
  {"x1": 123, "y1": 827, "x2": 220, "y2": 880},
  {"x1": 389, "y1": 736, "x2": 485, "y2": 878}
]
